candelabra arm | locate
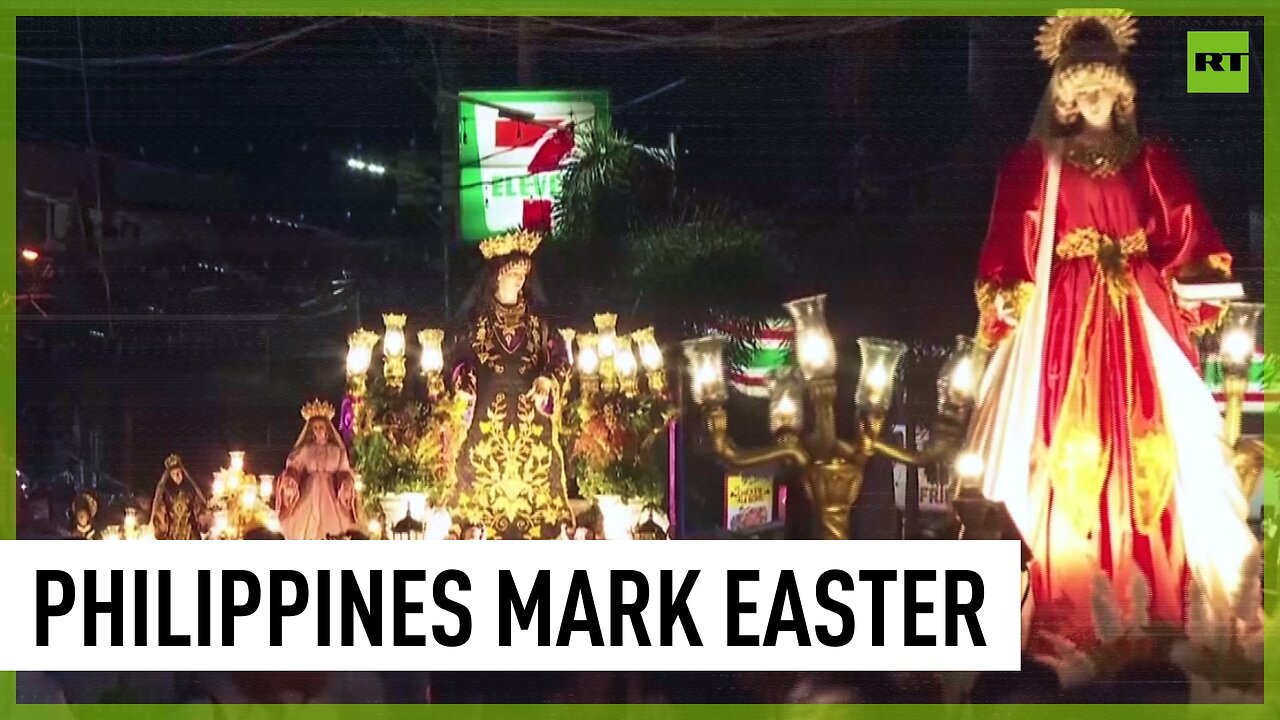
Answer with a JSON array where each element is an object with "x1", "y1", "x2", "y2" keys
[
  {"x1": 705, "y1": 406, "x2": 809, "y2": 469},
  {"x1": 864, "y1": 407, "x2": 969, "y2": 467},
  {"x1": 1223, "y1": 374, "x2": 1247, "y2": 450},
  {"x1": 806, "y1": 378, "x2": 840, "y2": 459}
]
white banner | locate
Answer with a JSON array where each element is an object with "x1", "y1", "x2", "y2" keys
[{"x1": 0, "y1": 540, "x2": 1021, "y2": 672}]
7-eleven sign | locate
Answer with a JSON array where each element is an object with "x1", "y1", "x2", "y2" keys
[{"x1": 458, "y1": 89, "x2": 610, "y2": 242}]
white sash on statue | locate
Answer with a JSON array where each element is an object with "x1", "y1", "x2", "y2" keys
[
  {"x1": 1138, "y1": 297, "x2": 1256, "y2": 627},
  {"x1": 965, "y1": 147, "x2": 1061, "y2": 554}
]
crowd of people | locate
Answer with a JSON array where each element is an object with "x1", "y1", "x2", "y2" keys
[{"x1": 18, "y1": 658, "x2": 1231, "y2": 705}]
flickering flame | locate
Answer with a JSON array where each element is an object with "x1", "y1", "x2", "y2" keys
[
  {"x1": 347, "y1": 344, "x2": 373, "y2": 376},
  {"x1": 797, "y1": 330, "x2": 832, "y2": 373},
  {"x1": 865, "y1": 363, "x2": 889, "y2": 392},
  {"x1": 950, "y1": 356, "x2": 976, "y2": 397},
  {"x1": 955, "y1": 451, "x2": 985, "y2": 479},
  {"x1": 1222, "y1": 328, "x2": 1254, "y2": 367},
  {"x1": 578, "y1": 346, "x2": 600, "y2": 376}
]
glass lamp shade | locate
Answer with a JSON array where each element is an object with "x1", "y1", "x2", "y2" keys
[
  {"x1": 783, "y1": 295, "x2": 836, "y2": 380},
  {"x1": 1219, "y1": 302, "x2": 1262, "y2": 377},
  {"x1": 768, "y1": 369, "x2": 805, "y2": 433},
  {"x1": 937, "y1": 335, "x2": 979, "y2": 410},
  {"x1": 682, "y1": 336, "x2": 728, "y2": 405},
  {"x1": 615, "y1": 337, "x2": 638, "y2": 378},
  {"x1": 228, "y1": 451, "x2": 246, "y2": 474},
  {"x1": 418, "y1": 328, "x2": 445, "y2": 374},
  {"x1": 382, "y1": 314, "x2": 407, "y2": 358},
  {"x1": 577, "y1": 333, "x2": 601, "y2": 377},
  {"x1": 559, "y1": 328, "x2": 577, "y2": 368},
  {"x1": 346, "y1": 329, "x2": 378, "y2": 376},
  {"x1": 634, "y1": 327, "x2": 664, "y2": 371},
  {"x1": 594, "y1": 313, "x2": 619, "y2": 359},
  {"x1": 855, "y1": 337, "x2": 907, "y2": 416}
]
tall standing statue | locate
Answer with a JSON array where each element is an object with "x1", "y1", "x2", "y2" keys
[
  {"x1": 965, "y1": 13, "x2": 1258, "y2": 648},
  {"x1": 276, "y1": 400, "x2": 362, "y2": 540},
  {"x1": 150, "y1": 454, "x2": 207, "y2": 540},
  {"x1": 447, "y1": 230, "x2": 573, "y2": 539}
]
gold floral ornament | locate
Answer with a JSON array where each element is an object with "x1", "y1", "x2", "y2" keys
[
  {"x1": 302, "y1": 399, "x2": 336, "y2": 422},
  {"x1": 975, "y1": 280, "x2": 1034, "y2": 348},
  {"x1": 1131, "y1": 431, "x2": 1174, "y2": 535},
  {"x1": 1035, "y1": 12, "x2": 1137, "y2": 66},
  {"x1": 1048, "y1": 424, "x2": 1108, "y2": 535},
  {"x1": 480, "y1": 229, "x2": 543, "y2": 259}
]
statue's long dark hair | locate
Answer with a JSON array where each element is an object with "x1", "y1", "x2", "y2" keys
[{"x1": 456, "y1": 253, "x2": 549, "y2": 322}]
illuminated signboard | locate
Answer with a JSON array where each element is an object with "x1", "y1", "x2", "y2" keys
[
  {"x1": 725, "y1": 473, "x2": 774, "y2": 532},
  {"x1": 457, "y1": 89, "x2": 610, "y2": 242}
]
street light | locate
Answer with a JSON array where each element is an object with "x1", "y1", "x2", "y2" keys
[{"x1": 686, "y1": 295, "x2": 971, "y2": 540}]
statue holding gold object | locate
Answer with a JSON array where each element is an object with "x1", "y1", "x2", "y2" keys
[
  {"x1": 964, "y1": 11, "x2": 1258, "y2": 651},
  {"x1": 446, "y1": 230, "x2": 574, "y2": 539},
  {"x1": 275, "y1": 400, "x2": 363, "y2": 540}
]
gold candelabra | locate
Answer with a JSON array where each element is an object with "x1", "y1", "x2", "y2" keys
[
  {"x1": 684, "y1": 294, "x2": 975, "y2": 540},
  {"x1": 1217, "y1": 302, "x2": 1264, "y2": 499}
]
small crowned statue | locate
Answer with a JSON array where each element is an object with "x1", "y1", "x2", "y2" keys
[
  {"x1": 150, "y1": 454, "x2": 207, "y2": 540},
  {"x1": 275, "y1": 400, "x2": 363, "y2": 540}
]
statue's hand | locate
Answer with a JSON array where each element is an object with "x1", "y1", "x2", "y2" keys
[{"x1": 526, "y1": 376, "x2": 555, "y2": 414}]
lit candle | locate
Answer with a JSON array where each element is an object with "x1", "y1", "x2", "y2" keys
[
  {"x1": 258, "y1": 475, "x2": 274, "y2": 499},
  {"x1": 955, "y1": 451, "x2": 985, "y2": 480},
  {"x1": 1222, "y1": 328, "x2": 1254, "y2": 367},
  {"x1": 124, "y1": 507, "x2": 138, "y2": 531},
  {"x1": 229, "y1": 451, "x2": 245, "y2": 473},
  {"x1": 212, "y1": 472, "x2": 226, "y2": 498},
  {"x1": 213, "y1": 510, "x2": 229, "y2": 537},
  {"x1": 240, "y1": 484, "x2": 259, "y2": 509},
  {"x1": 774, "y1": 393, "x2": 798, "y2": 427},
  {"x1": 950, "y1": 356, "x2": 976, "y2": 398}
]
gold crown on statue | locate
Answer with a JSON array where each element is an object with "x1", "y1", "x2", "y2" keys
[
  {"x1": 1036, "y1": 11, "x2": 1137, "y2": 65},
  {"x1": 301, "y1": 399, "x2": 336, "y2": 422},
  {"x1": 164, "y1": 454, "x2": 184, "y2": 470},
  {"x1": 480, "y1": 229, "x2": 543, "y2": 259}
]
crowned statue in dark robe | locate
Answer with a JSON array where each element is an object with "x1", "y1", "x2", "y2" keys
[
  {"x1": 446, "y1": 230, "x2": 574, "y2": 539},
  {"x1": 150, "y1": 454, "x2": 207, "y2": 540}
]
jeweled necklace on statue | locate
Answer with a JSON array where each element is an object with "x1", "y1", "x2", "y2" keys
[
  {"x1": 1063, "y1": 132, "x2": 1140, "y2": 177},
  {"x1": 493, "y1": 299, "x2": 526, "y2": 352}
]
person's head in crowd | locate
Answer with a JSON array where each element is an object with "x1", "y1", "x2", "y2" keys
[
  {"x1": 244, "y1": 527, "x2": 285, "y2": 540},
  {"x1": 970, "y1": 656, "x2": 1061, "y2": 703}
]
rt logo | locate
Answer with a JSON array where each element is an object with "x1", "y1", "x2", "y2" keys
[{"x1": 1187, "y1": 31, "x2": 1250, "y2": 93}]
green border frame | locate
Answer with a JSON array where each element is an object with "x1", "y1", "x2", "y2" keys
[{"x1": 0, "y1": 2, "x2": 1274, "y2": 718}]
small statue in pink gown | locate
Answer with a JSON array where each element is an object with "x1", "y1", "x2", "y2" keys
[{"x1": 275, "y1": 400, "x2": 363, "y2": 540}]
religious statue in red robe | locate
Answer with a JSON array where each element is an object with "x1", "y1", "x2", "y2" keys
[{"x1": 964, "y1": 13, "x2": 1258, "y2": 651}]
